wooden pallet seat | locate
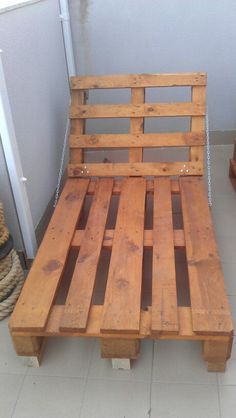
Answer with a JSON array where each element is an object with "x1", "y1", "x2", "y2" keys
[{"x1": 9, "y1": 73, "x2": 233, "y2": 371}]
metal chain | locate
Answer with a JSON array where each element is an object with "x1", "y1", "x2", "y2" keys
[
  {"x1": 53, "y1": 118, "x2": 70, "y2": 208},
  {"x1": 205, "y1": 106, "x2": 213, "y2": 207}
]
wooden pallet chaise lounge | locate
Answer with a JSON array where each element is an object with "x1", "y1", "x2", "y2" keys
[{"x1": 9, "y1": 73, "x2": 233, "y2": 371}]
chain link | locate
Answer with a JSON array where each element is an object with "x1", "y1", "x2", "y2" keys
[
  {"x1": 53, "y1": 118, "x2": 70, "y2": 208},
  {"x1": 205, "y1": 107, "x2": 213, "y2": 207}
]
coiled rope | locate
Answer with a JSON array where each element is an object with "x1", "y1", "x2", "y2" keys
[{"x1": 0, "y1": 203, "x2": 25, "y2": 320}]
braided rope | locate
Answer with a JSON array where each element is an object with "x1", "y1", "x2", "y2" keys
[
  {"x1": 0, "y1": 249, "x2": 25, "y2": 320},
  {"x1": 0, "y1": 202, "x2": 9, "y2": 246},
  {"x1": 0, "y1": 251, "x2": 12, "y2": 280}
]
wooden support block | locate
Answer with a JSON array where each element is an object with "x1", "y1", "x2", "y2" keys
[
  {"x1": 111, "y1": 359, "x2": 131, "y2": 370},
  {"x1": 101, "y1": 339, "x2": 140, "y2": 359},
  {"x1": 203, "y1": 338, "x2": 233, "y2": 372},
  {"x1": 11, "y1": 334, "x2": 45, "y2": 365}
]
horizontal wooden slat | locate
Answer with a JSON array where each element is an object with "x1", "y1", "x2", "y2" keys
[
  {"x1": 71, "y1": 73, "x2": 207, "y2": 89},
  {"x1": 12, "y1": 306, "x2": 230, "y2": 341},
  {"x1": 70, "y1": 132, "x2": 205, "y2": 148},
  {"x1": 70, "y1": 103, "x2": 205, "y2": 119},
  {"x1": 68, "y1": 162, "x2": 203, "y2": 177},
  {"x1": 87, "y1": 179, "x2": 180, "y2": 194},
  {"x1": 72, "y1": 229, "x2": 185, "y2": 249}
]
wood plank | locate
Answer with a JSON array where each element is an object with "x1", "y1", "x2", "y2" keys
[
  {"x1": 152, "y1": 178, "x2": 179, "y2": 335},
  {"x1": 68, "y1": 161, "x2": 203, "y2": 177},
  {"x1": 60, "y1": 179, "x2": 113, "y2": 332},
  {"x1": 70, "y1": 102, "x2": 205, "y2": 119},
  {"x1": 86, "y1": 179, "x2": 180, "y2": 195},
  {"x1": 72, "y1": 228, "x2": 185, "y2": 249},
  {"x1": 13, "y1": 306, "x2": 230, "y2": 341},
  {"x1": 101, "y1": 178, "x2": 146, "y2": 334},
  {"x1": 190, "y1": 85, "x2": 206, "y2": 168},
  {"x1": 180, "y1": 176, "x2": 233, "y2": 335},
  {"x1": 129, "y1": 87, "x2": 145, "y2": 162},
  {"x1": 70, "y1": 132, "x2": 204, "y2": 148},
  {"x1": 70, "y1": 90, "x2": 86, "y2": 164},
  {"x1": 10, "y1": 179, "x2": 89, "y2": 332},
  {"x1": 71, "y1": 73, "x2": 207, "y2": 89}
]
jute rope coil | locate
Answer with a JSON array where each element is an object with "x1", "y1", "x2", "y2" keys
[
  {"x1": 0, "y1": 202, "x2": 25, "y2": 320},
  {"x1": 0, "y1": 250, "x2": 24, "y2": 320},
  {"x1": 0, "y1": 203, "x2": 9, "y2": 246}
]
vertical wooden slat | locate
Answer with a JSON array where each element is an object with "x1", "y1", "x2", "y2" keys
[
  {"x1": 129, "y1": 87, "x2": 145, "y2": 162},
  {"x1": 9, "y1": 179, "x2": 89, "y2": 332},
  {"x1": 190, "y1": 86, "x2": 205, "y2": 168},
  {"x1": 60, "y1": 178, "x2": 113, "y2": 332},
  {"x1": 180, "y1": 176, "x2": 233, "y2": 335},
  {"x1": 152, "y1": 178, "x2": 179, "y2": 335},
  {"x1": 101, "y1": 178, "x2": 146, "y2": 334},
  {"x1": 70, "y1": 90, "x2": 86, "y2": 163}
]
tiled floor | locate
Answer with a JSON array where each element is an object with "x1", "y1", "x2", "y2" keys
[{"x1": 1, "y1": 144, "x2": 236, "y2": 418}]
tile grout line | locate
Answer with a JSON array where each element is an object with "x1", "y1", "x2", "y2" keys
[
  {"x1": 216, "y1": 373, "x2": 223, "y2": 418},
  {"x1": 78, "y1": 339, "x2": 96, "y2": 418},
  {"x1": 148, "y1": 340, "x2": 155, "y2": 417},
  {"x1": 10, "y1": 364, "x2": 28, "y2": 418}
]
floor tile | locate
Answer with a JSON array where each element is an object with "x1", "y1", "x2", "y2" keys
[
  {"x1": 216, "y1": 337, "x2": 235, "y2": 385},
  {"x1": 216, "y1": 235, "x2": 236, "y2": 264},
  {"x1": 81, "y1": 379, "x2": 150, "y2": 418},
  {"x1": 0, "y1": 327, "x2": 27, "y2": 375},
  {"x1": 228, "y1": 295, "x2": 236, "y2": 334},
  {"x1": 151, "y1": 383, "x2": 220, "y2": 418},
  {"x1": 212, "y1": 197, "x2": 236, "y2": 238},
  {"x1": 0, "y1": 374, "x2": 24, "y2": 418},
  {"x1": 13, "y1": 375, "x2": 85, "y2": 418},
  {"x1": 0, "y1": 315, "x2": 10, "y2": 328},
  {"x1": 27, "y1": 337, "x2": 95, "y2": 378},
  {"x1": 152, "y1": 340, "x2": 217, "y2": 384},
  {"x1": 222, "y1": 262, "x2": 236, "y2": 295},
  {"x1": 219, "y1": 386, "x2": 236, "y2": 418},
  {"x1": 88, "y1": 339, "x2": 153, "y2": 381}
]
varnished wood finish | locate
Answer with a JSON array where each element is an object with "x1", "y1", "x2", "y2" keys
[
  {"x1": 71, "y1": 73, "x2": 207, "y2": 89},
  {"x1": 68, "y1": 72, "x2": 206, "y2": 174}
]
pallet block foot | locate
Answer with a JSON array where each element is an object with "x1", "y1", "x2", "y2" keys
[
  {"x1": 101, "y1": 338, "x2": 140, "y2": 361},
  {"x1": 111, "y1": 359, "x2": 131, "y2": 370},
  {"x1": 203, "y1": 338, "x2": 233, "y2": 372},
  {"x1": 20, "y1": 356, "x2": 40, "y2": 368},
  {"x1": 10, "y1": 334, "x2": 45, "y2": 366}
]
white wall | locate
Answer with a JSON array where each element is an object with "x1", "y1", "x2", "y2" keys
[
  {"x1": 0, "y1": 0, "x2": 69, "y2": 244},
  {"x1": 69, "y1": 0, "x2": 236, "y2": 133}
]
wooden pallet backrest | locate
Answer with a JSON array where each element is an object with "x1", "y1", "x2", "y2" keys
[{"x1": 68, "y1": 72, "x2": 206, "y2": 177}]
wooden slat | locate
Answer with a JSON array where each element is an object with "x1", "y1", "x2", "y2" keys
[
  {"x1": 70, "y1": 90, "x2": 86, "y2": 164},
  {"x1": 13, "y1": 306, "x2": 230, "y2": 340},
  {"x1": 68, "y1": 161, "x2": 203, "y2": 177},
  {"x1": 190, "y1": 86, "x2": 206, "y2": 167},
  {"x1": 60, "y1": 179, "x2": 113, "y2": 332},
  {"x1": 180, "y1": 176, "x2": 233, "y2": 335},
  {"x1": 71, "y1": 73, "x2": 207, "y2": 89},
  {"x1": 70, "y1": 102, "x2": 205, "y2": 119},
  {"x1": 72, "y1": 228, "x2": 185, "y2": 249},
  {"x1": 101, "y1": 178, "x2": 146, "y2": 334},
  {"x1": 129, "y1": 87, "x2": 145, "y2": 162},
  {"x1": 70, "y1": 132, "x2": 204, "y2": 148},
  {"x1": 87, "y1": 179, "x2": 180, "y2": 194},
  {"x1": 152, "y1": 178, "x2": 179, "y2": 335},
  {"x1": 10, "y1": 179, "x2": 89, "y2": 332}
]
